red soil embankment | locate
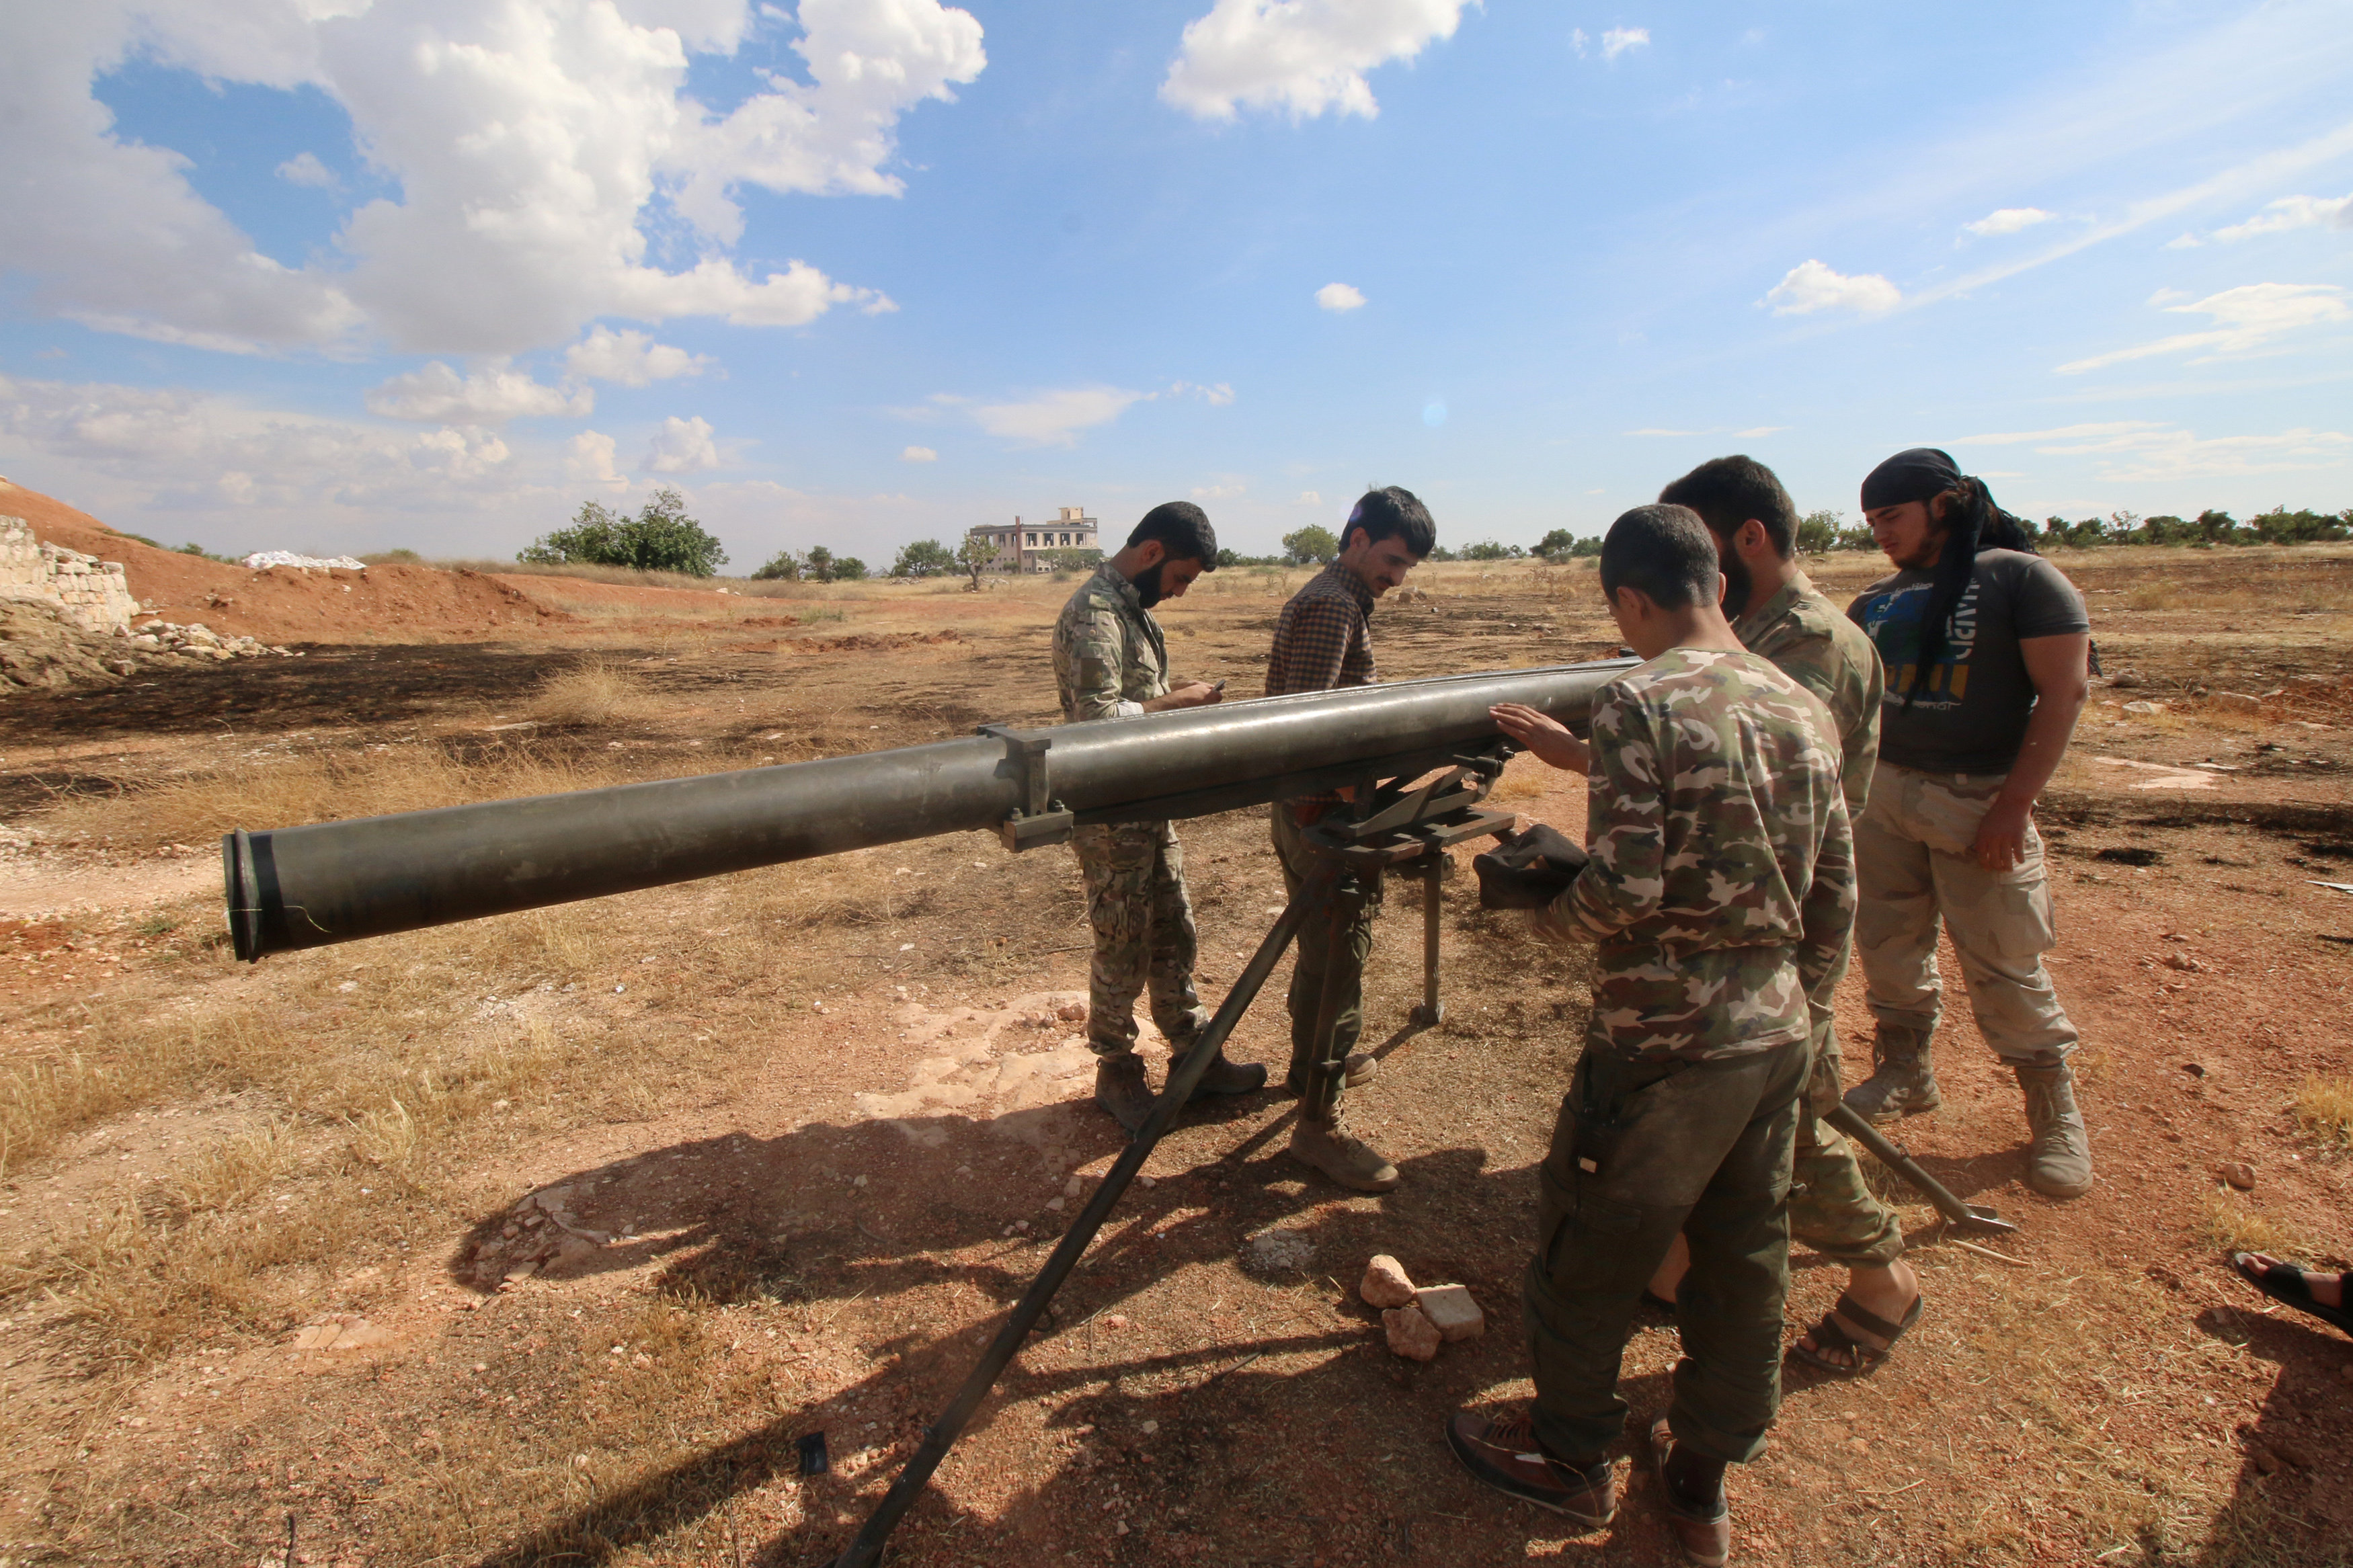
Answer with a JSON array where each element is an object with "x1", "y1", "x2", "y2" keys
[{"x1": 0, "y1": 478, "x2": 572, "y2": 645}]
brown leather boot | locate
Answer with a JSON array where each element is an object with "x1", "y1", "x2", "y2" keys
[
  {"x1": 1092, "y1": 1051, "x2": 1154, "y2": 1134},
  {"x1": 1843, "y1": 1024, "x2": 1942, "y2": 1124},
  {"x1": 2016, "y1": 1062, "x2": 2093, "y2": 1198},
  {"x1": 1287, "y1": 1109, "x2": 1399, "y2": 1192}
]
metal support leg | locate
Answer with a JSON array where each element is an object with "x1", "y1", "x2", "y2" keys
[
  {"x1": 1410, "y1": 854, "x2": 1445, "y2": 1027},
  {"x1": 828, "y1": 863, "x2": 1341, "y2": 1568}
]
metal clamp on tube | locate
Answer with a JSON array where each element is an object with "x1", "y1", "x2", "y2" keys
[{"x1": 978, "y1": 724, "x2": 1076, "y2": 852}]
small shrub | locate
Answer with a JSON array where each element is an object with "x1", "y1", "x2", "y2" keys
[
  {"x1": 528, "y1": 655, "x2": 660, "y2": 727},
  {"x1": 2199, "y1": 1190, "x2": 2303, "y2": 1257},
  {"x1": 2293, "y1": 1074, "x2": 2353, "y2": 1149}
]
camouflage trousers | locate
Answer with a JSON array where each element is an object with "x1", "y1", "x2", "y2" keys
[
  {"x1": 1853, "y1": 763, "x2": 2079, "y2": 1069},
  {"x1": 1791, "y1": 1036, "x2": 1907, "y2": 1267},
  {"x1": 1070, "y1": 821, "x2": 1203, "y2": 1057}
]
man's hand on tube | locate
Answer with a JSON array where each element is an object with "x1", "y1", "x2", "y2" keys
[
  {"x1": 1490, "y1": 702, "x2": 1590, "y2": 775},
  {"x1": 1144, "y1": 680, "x2": 1225, "y2": 712}
]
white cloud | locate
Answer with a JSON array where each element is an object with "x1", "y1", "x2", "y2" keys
[
  {"x1": 967, "y1": 386, "x2": 1152, "y2": 446},
  {"x1": 1169, "y1": 379, "x2": 1237, "y2": 405},
  {"x1": 1161, "y1": 0, "x2": 1470, "y2": 122},
  {"x1": 564, "y1": 327, "x2": 710, "y2": 387},
  {"x1": 1954, "y1": 419, "x2": 2352, "y2": 482},
  {"x1": 645, "y1": 415, "x2": 722, "y2": 473},
  {"x1": 0, "y1": 371, "x2": 522, "y2": 525},
  {"x1": 1963, "y1": 206, "x2": 2052, "y2": 237},
  {"x1": 2057, "y1": 282, "x2": 2350, "y2": 373},
  {"x1": 1570, "y1": 26, "x2": 1649, "y2": 60},
  {"x1": 1296, "y1": 490, "x2": 1322, "y2": 505},
  {"x1": 1315, "y1": 282, "x2": 1367, "y2": 313},
  {"x1": 1733, "y1": 425, "x2": 1788, "y2": 438},
  {"x1": 2210, "y1": 192, "x2": 2353, "y2": 241},
  {"x1": 1627, "y1": 427, "x2": 1696, "y2": 437},
  {"x1": 365, "y1": 361, "x2": 593, "y2": 423},
  {"x1": 566, "y1": 430, "x2": 629, "y2": 492},
  {"x1": 275, "y1": 151, "x2": 337, "y2": 190},
  {"x1": 1601, "y1": 26, "x2": 1649, "y2": 60},
  {"x1": 900, "y1": 444, "x2": 937, "y2": 462},
  {"x1": 0, "y1": 0, "x2": 976, "y2": 356},
  {"x1": 1191, "y1": 481, "x2": 1247, "y2": 500},
  {"x1": 1764, "y1": 259, "x2": 1903, "y2": 316}
]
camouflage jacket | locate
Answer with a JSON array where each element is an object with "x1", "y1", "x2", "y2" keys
[
  {"x1": 1554, "y1": 647, "x2": 1856, "y2": 1062},
  {"x1": 1053, "y1": 563, "x2": 1168, "y2": 723},
  {"x1": 1733, "y1": 574, "x2": 1884, "y2": 817}
]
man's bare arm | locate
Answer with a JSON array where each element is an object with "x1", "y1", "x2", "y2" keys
[{"x1": 1972, "y1": 631, "x2": 2090, "y2": 871}]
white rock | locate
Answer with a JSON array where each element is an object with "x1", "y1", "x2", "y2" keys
[
  {"x1": 1359, "y1": 1254, "x2": 1417, "y2": 1309},
  {"x1": 1382, "y1": 1305, "x2": 1441, "y2": 1361},
  {"x1": 1414, "y1": 1283, "x2": 1486, "y2": 1342}
]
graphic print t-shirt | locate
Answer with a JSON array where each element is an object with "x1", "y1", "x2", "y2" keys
[{"x1": 1847, "y1": 549, "x2": 2089, "y2": 776}]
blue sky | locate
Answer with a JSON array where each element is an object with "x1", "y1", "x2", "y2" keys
[{"x1": 1, "y1": 0, "x2": 2348, "y2": 567}]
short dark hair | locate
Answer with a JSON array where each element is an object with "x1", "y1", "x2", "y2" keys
[
  {"x1": 1343, "y1": 486, "x2": 1436, "y2": 558},
  {"x1": 1599, "y1": 503, "x2": 1718, "y2": 610},
  {"x1": 1657, "y1": 455, "x2": 1798, "y2": 559},
  {"x1": 1127, "y1": 501, "x2": 1218, "y2": 567}
]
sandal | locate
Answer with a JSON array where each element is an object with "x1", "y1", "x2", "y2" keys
[
  {"x1": 1788, "y1": 1292, "x2": 1923, "y2": 1376},
  {"x1": 2232, "y1": 1253, "x2": 2353, "y2": 1336}
]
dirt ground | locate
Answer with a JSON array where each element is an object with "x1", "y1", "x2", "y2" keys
[{"x1": 0, "y1": 490, "x2": 2349, "y2": 1567}]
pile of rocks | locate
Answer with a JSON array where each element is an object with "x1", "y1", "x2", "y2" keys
[
  {"x1": 461, "y1": 1184, "x2": 611, "y2": 1289},
  {"x1": 1361, "y1": 1253, "x2": 1485, "y2": 1362},
  {"x1": 130, "y1": 619, "x2": 292, "y2": 661}
]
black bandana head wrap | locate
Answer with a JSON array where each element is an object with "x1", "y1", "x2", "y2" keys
[{"x1": 1860, "y1": 447, "x2": 1963, "y2": 512}]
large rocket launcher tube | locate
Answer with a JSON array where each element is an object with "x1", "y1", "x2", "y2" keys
[{"x1": 223, "y1": 657, "x2": 1636, "y2": 962}]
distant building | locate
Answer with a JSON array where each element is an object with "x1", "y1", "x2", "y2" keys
[{"x1": 967, "y1": 506, "x2": 1100, "y2": 573}]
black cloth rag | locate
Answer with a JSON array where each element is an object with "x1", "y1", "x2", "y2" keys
[{"x1": 1473, "y1": 823, "x2": 1589, "y2": 910}]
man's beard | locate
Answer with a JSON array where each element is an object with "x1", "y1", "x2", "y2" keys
[
  {"x1": 1129, "y1": 563, "x2": 1166, "y2": 608},
  {"x1": 1717, "y1": 544, "x2": 1753, "y2": 616}
]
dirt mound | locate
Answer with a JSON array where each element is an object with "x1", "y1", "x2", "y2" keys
[
  {"x1": 0, "y1": 598, "x2": 275, "y2": 692},
  {"x1": 0, "y1": 477, "x2": 573, "y2": 645},
  {"x1": 784, "y1": 630, "x2": 965, "y2": 653}
]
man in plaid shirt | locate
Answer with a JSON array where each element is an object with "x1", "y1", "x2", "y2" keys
[{"x1": 1267, "y1": 486, "x2": 1437, "y2": 1191}]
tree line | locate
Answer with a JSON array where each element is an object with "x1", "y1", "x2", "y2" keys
[{"x1": 516, "y1": 494, "x2": 2353, "y2": 581}]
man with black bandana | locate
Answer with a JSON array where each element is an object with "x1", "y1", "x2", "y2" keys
[
  {"x1": 1843, "y1": 448, "x2": 2096, "y2": 1199},
  {"x1": 1053, "y1": 503, "x2": 1269, "y2": 1132}
]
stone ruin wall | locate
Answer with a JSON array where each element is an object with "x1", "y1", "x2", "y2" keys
[{"x1": 0, "y1": 515, "x2": 137, "y2": 634}]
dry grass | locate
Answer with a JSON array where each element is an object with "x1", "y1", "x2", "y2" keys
[
  {"x1": 2126, "y1": 581, "x2": 2181, "y2": 611},
  {"x1": 2292, "y1": 1073, "x2": 2353, "y2": 1150},
  {"x1": 527, "y1": 652, "x2": 665, "y2": 727},
  {"x1": 0, "y1": 1009, "x2": 297, "y2": 1179},
  {"x1": 2198, "y1": 1189, "x2": 2305, "y2": 1257}
]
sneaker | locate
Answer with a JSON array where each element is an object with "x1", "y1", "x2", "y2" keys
[
  {"x1": 1648, "y1": 1419, "x2": 1730, "y2": 1568},
  {"x1": 1445, "y1": 1410, "x2": 1616, "y2": 1527},
  {"x1": 1280, "y1": 1053, "x2": 1378, "y2": 1096},
  {"x1": 1093, "y1": 1052, "x2": 1154, "y2": 1134},
  {"x1": 1287, "y1": 1112, "x2": 1399, "y2": 1192},
  {"x1": 2015, "y1": 1063, "x2": 2093, "y2": 1198}
]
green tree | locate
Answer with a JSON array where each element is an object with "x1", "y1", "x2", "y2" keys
[
  {"x1": 958, "y1": 532, "x2": 1001, "y2": 589},
  {"x1": 832, "y1": 555, "x2": 868, "y2": 581},
  {"x1": 1460, "y1": 539, "x2": 1521, "y2": 561},
  {"x1": 521, "y1": 489, "x2": 727, "y2": 575},
  {"x1": 1282, "y1": 525, "x2": 1339, "y2": 565},
  {"x1": 751, "y1": 549, "x2": 803, "y2": 581},
  {"x1": 1796, "y1": 509, "x2": 1841, "y2": 554},
  {"x1": 891, "y1": 538, "x2": 957, "y2": 578},
  {"x1": 804, "y1": 546, "x2": 836, "y2": 583},
  {"x1": 1535, "y1": 528, "x2": 1577, "y2": 560}
]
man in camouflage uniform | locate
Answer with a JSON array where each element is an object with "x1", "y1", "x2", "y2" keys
[
  {"x1": 1460, "y1": 505, "x2": 1854, "y2": 1565},
  {"x1": 1052, "y1": 502, "x2": 1267, "y2": 1132},
  {"x1": 1655, "y1": 456, "x2": 1919, "y2": 1375}
]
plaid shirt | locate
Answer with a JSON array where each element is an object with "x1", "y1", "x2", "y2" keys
[
  {"x1": 1266, "y1": 560, "x2": 1377, "y2": 696},
  {"x1": 1267, "y1": 560, "x2": 1378, "y2": 815}
]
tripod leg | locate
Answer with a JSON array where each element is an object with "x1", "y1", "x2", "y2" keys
[
  {"x1": 828, "y1": 864, "x2": 1340, "y2": 1568},
  {"x1": 1411, "y1": 854, "x2": 1444, "y2": 1027}
]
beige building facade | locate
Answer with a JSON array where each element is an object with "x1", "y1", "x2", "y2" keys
[{"x1": 968, "y1": 506, "x2": 1100, "y2": 574}]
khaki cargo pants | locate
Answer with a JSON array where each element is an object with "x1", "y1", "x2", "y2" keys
[
  {"x1": 1070, "y1": 821, "x2": 1203, "y2": 1056},
  {"x1": 1852, "y1": 761, "x2": 2078, "y2": 1069}
]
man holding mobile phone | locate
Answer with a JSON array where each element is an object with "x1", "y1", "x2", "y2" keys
[{"x1": 1053, "y1": 503, "x2": 1268, "y2": 1132}]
